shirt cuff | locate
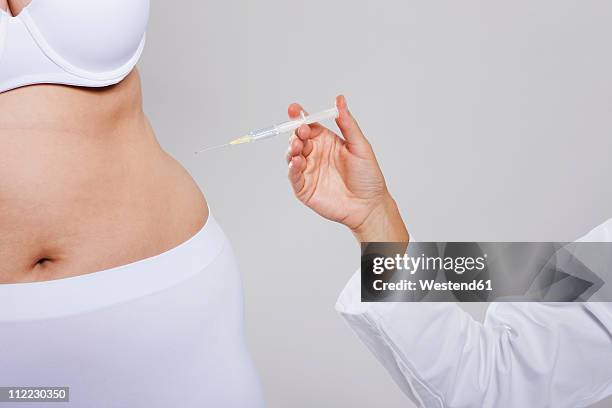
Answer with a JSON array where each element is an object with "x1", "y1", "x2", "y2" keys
[{"x1": 335, "y1": 268, "x2": 370, "y2": 316}]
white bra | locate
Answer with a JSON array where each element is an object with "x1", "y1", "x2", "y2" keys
[{"x1": 0, "y1": 0, "x2": 148, "y2": 93}]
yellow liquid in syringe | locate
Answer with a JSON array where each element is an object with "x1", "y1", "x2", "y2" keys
[{"x1": 229, "y1": 135, "x2": 253, "y2": 145}]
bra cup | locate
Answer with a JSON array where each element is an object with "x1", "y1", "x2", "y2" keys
[{"x1": 25, "y1": 0, "x2": 149, "y2": 73}]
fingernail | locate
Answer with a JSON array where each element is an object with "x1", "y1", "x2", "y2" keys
[{"x1": 288, "y1": 161, "x2": 294, "y2": 169}]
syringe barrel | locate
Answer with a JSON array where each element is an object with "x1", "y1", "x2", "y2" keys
[
  {"x1": 250, "y1": 126, "x2": 279, "y2": 141},
  {"x1": 274, "y1": 107, "x2": 340, "y2": 135},
  {"x1": 275, "y1": 121, "x2": 298, "y2": 135},
  {"x1": 303, "y1": 107, "x2": 339, "y2": 125}
]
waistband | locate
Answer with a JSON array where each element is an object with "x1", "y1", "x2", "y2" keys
[{"x1": 0, "y1": 212, "x2": 226, "y2": 322}]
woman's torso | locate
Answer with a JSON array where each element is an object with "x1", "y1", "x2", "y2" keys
[{"x1": 0, "y1": 65, "x2": 208, "y2": 283}]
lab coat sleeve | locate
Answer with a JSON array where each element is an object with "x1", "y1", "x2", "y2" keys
[{"x1": 336, "y1": 221, "x2": 612, "y2": 408}]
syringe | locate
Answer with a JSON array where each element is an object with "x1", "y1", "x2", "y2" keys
[{"x1": 195, "y1": 106, "x2": 339, "y2": 154}]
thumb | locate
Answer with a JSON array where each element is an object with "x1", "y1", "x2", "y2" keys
[{"x1": 335, "y1": 95, "x2": 369, "y2": 148}]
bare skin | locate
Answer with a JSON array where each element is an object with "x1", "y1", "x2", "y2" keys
[
  {"x1": 0, "y1": 1, "x2": 207, "y2": 283},
  {"x1": 3, "y1": 0, "x2": 22, "y2": 15},
  {"x1": 286, "y1": 95, "x2": 408, "y2": 244}
]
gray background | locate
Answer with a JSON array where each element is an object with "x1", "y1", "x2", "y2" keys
[{"x1": 140, "y1": 1, "x2": 612, "y2": 407}]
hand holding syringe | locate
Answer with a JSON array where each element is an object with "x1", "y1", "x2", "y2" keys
[
  {"x1": 195, "y1": 106, "x2": 339, "y2": 154},
  {"x1": 196, "y1": 94, "x2": 407, "y2": 242},
  {"x1": 284, "y1": 95, "x2": 408, "y2": 242}
]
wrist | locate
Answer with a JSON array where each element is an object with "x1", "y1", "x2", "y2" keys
[{"x1": 352, "y1": 193, "x2": 409, "y2": 243}]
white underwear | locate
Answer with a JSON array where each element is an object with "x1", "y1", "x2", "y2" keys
[{"x1": 0, "y1": 214, "x2": 265, "y2": 408}]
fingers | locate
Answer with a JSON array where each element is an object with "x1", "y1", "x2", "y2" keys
[
  {"x1": 288, "y1": 103, "x2": 305, "y2": 120},
  {"x1": 288, "y1": 102, "x2": 324, "y2": 134},
  {"x1": 288, "y1": 155, "x2": 306, "y2": 194},
  {"x1": 335, "y1": 95, "x2": 369, "y2": 147},
  {"x1": 284, "y1": 117, "x2": 310, "y2": 195},
  {"x1": 300, "y1": 133, "x2": 314, "y2": 157},
  {"x1": 285, "y1": 135, "x2": 304, "y2": 163},
  {"x1": 295, "y1": 126, "x2": 315, "y2": 159}
]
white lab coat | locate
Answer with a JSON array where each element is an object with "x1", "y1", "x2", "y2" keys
[{"x1": 336, "y1": 220, "x2": 612, "y2": 408}]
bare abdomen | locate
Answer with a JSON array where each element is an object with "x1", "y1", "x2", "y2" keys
[{"x1": 0, "y1": 71, "x2": 208, "y2": 283}]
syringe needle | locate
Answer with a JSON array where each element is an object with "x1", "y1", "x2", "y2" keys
[
  {"x1": 195, "y1": 135, "x2": 253, "y2": 154},
  {"x1": 194, "y1": 143, "x2": 230, "y2": 154}
]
